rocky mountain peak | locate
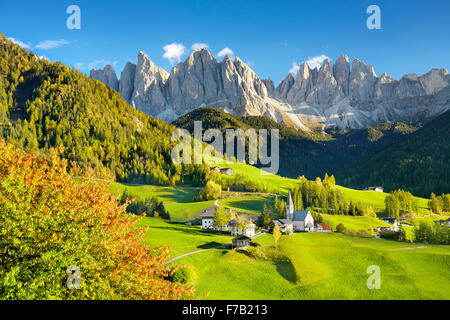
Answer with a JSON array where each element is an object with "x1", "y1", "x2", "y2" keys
[
  {"x1": 90, "y1": 64, "x2": 119, "y2": 91},
  {"x1": 91, "y1": 51, "x2": 450, "y2": 131}
]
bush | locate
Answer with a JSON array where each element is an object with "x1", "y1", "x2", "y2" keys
[
  {"x1": 246, "y1": 246, "x2": 266, "y2": 260},
  {"x1": 380, "y1": 231, "x2": 401, "y2": 240},
  {"x1": 196, "y1": 180, "x2": 222, "y2": 201},
  {"x1": 171, "y1": 264, "x2": 198, "y2": 284},
  {"x1": 336, "y1": 223, "x2": 346, "y2": 233}
]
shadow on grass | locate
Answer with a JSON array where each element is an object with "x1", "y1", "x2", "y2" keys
[
  {"x1": 197, "y1": 242, "x2": 232, "y2": 250},
  {"x1": 151, "y1": 225, "x2": 232, "y2": 238},
  {"x1": 275, "y1": 260, "x2": 297, "y2": 284},
  {"x1": 223, "y1": 199, "x2": 273, "y2": 213},
  {"x1": 120, "y1": 184, "x2": 197, "y2": 203}
]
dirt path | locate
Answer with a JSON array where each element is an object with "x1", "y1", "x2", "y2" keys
[
  {"x1": 164, "y1": 244, "x2": 230, "y2": 265},
  {"x1": 389, "y1": 246, "x2": 427, "y2": 251}
]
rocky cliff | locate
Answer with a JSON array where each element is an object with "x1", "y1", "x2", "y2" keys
[{"x1": 91, "y1": 50, "x2": 450, "y2": 131}]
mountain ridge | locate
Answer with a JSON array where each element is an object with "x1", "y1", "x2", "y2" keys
[{"x1": 91, "y1": 49, "x2": 450, "y2": 131}]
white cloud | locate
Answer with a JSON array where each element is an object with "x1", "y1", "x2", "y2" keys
[
  {"x1": 289, "y1": 62, "x2": 300, "y2": 74},
  {"x1": 35, "y1": 39, "x2": 70, "y2": 50},
  {"x1": 191, "y1": 43, "x2": 209, "y2": 50},
  {"x1": 87, "y1": 60, "x2": 117, "y2": 70},
  {"x1": 217, "y1": 47, "x2": 234, "y2": 58},
  {"x1": 7, "y1": 37, "x2": 31, "y2": 49},
  {"x1": 289, "y1": 54, "x2": 330, "y2": 74},
  {"x1": 73, "y1": 62, "x2": 85, "y2": 70},
  {"x1": 162, "y1": 43, "x2": 186, "y2": 64},
  {"x1": 305, "y1": 54, "x2": 330, "y2": 70}
]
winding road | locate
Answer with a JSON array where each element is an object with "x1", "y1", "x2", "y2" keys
[{"x1": 164, "y1": 231, "x2": 269, "y2": 265}]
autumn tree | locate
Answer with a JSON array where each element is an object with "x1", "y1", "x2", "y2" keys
[
  {"x1": 273, "y1": 224, "x2": 281, "y2": 247},
  {"x1": 0, "y1": 142, "x2": 194, "y2": 300},
  {"x1": 196, "y1": 180, "x2": 222, "y2": 201},
  {"x1": 213, "y1": 205, "x2": 230, "y2": 231}
]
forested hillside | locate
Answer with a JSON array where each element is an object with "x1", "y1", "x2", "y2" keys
[
  {"x1": 0, "y1": 33, "x2": 198, "y2": 185},
  {"x1": 173, "y1": 107, "x2": 417, "y2": 180},
  {"x1": 339, "y1": 105, "x2": 450, "y2": 197}
]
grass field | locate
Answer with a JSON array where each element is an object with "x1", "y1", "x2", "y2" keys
[
  {"x1": 137, "y1": 217, "x2": 231, "y2": 257},
  {"x1": 321, "y1": 214, "x2": 390, "y2": 232},
  {"x1": 110, "y1": 182, "x2": 273, "y2": 221},
  {"x1": 138, "y1": 218, "x2": 449, "y2": 300},
  {"x1": 174, "y1": 232, "x2": 450, "y2": 300},
  {"x1": 205, "y1": 156, "x2": 431, "y2": 215}
]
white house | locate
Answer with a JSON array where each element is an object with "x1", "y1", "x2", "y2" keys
[
  {"x1": 201, "y1": 211, "x2": 215, "y2": 230},
  {"x1": 380, "y1": 217, "x2": 399, "y2": 231},
  {"x1": 364, "y1": 186, "x2": 384, "y2": 192},
  {"x1": 273, "y1": 193, "x2": 315, "y2": 233},
  {"x1": 273, "y1": 219, "x2": 294, "y2": 234},
  {"x1": 229, "y1": 219, "x2": 256, "y2": 238}
]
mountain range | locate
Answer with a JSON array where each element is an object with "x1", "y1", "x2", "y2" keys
[{"x1": 90, "y1": 49, "x2": 450, "y2": 131}]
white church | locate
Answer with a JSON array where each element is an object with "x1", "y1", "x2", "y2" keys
[{"x1": 272, "y1": 192, "x2": 315, "y2": 233}]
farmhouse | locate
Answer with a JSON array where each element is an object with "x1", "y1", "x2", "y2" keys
[
  {"x1": 364, "y1": 186, "x2": 384, "y2": 192},
  {"x1": 232, "y1": 235, "x2": 251, "y2": 249},
  {"x1": 380, "y1": 217, "x2": 399, "y2": 231},
  {"x1": 209, "y1": 167, "x2": 234, "y2": 176},
  {"x1": 210, "y1": 166, "x2": 220, "y2": 173},
  {"x1": 436, "y1": 218, "x2": 450, "y2": 226},
  {"x1": 201, "y1": 208, "x2": 256, "y2": 236},
  {"x1": 272, "y1": 219, "x2": 294, "y2": 234},
  {"x1": 229, "y1": 218, "x2": 256, "y2": 238},
  {"x1": 200, "y1": 211, "x2": 215, "y2": 230},
  {"x1": 273, "y1": 193, "x2": 315, "y2": 233},
  {"x1": 220, "y1": 168, "x2": 234, "y2": 175}
]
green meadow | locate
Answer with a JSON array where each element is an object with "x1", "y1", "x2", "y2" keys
[
  {"x1": 137, "y1": 218, "x2": 230, "y2": 257},
  {"x1": 138, "y1": 218, "x2": 450, "y2": 300},
  {"x1": 204, "y1": 157, "x2": 430, "y2": 215},
  {"x1": 321, "y1": 214, "x2": 390, "y2": 232},
  {"x1": 110, "y1": 182, "x2": 273, "y2": 220}
]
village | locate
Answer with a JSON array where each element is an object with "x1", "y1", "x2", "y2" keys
[{"x1": 193, "y1": 192, "x2": 410, "y2": 250}]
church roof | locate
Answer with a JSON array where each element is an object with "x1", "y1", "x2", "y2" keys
[{"x1": 292, "y1": 210, "x2": 311, "y2": 221}]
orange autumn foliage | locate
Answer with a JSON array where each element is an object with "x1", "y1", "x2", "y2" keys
[{"x1": 0, "y1": 141, "x2": 194, "y2": 300}]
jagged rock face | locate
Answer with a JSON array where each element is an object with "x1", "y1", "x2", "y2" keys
[
  {"x1": 278, "y1": 73, "x2": 295, "y2": 100},
  {"x1": 131, "y1": 51, "x2": 169, "y2": 116},
  {"x1": 90, "y1": 65, "x2": 119, "y2": 91},
  {"x1": 276, "y1": 57, "x2": 450, "y2": 129},
  {"x1": 262, "y1": 79, "x2": 275, "y2": 96},
  {"x1": 348, "y1": 59, "x2": 377, "y2": 101},
  {"x1": 333, "y1": 55, "x2": 350, "y2": 95},
  {"x1": 119, "y1": 62, "x2": 136, "y2": 103},
  {"x1": 90, "y1": 50, "x2": 450, "y2": 130},
  {"x1": 419, "y1": 68, "x2": 449, "y2": 95}
]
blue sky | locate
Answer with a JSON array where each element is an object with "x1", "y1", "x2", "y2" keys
[{"x1": 1, "y1": 0, "x2": 449, "y2": 84}]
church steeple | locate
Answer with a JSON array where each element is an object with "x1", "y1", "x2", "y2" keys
[{"x1": 286, "y1": 192, "x2": 294, "y2": 220}]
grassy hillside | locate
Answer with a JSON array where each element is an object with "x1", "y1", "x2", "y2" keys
[
  {"x1": 173, "y1": 232, "x2": 450, "y2": 300},
  {"x1": 137, "y1": 218, "x2": 231, "y2": 257},
  {"x1": 339, "y1": 104, "x2": 450, "y2": 197},
  {"x1": 110, "y1": 182, "x2": 273, "y2": 221},
  {"x1": 205, "y1": 155, "x2": 430, "y2": 215},
  {"x1": 321, "y1": 214, "x2": 390, "y2": 232}
]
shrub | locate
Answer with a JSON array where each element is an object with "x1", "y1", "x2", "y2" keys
[
  {"x1": 196, "y1": 180, "x2": 222, "y2": 201},
  {"x1": 171, "y1": 265, "x2": 198, "y2": 284},
  {"x1": 336, "y1": 223, "x2": 346, "y2": 233},
  {"x1": 380, "y1": 231, "x2": 401, "y2": 240},
  {"x1": 246, "y1": 246, "x2": 266, "y2": 260}
]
